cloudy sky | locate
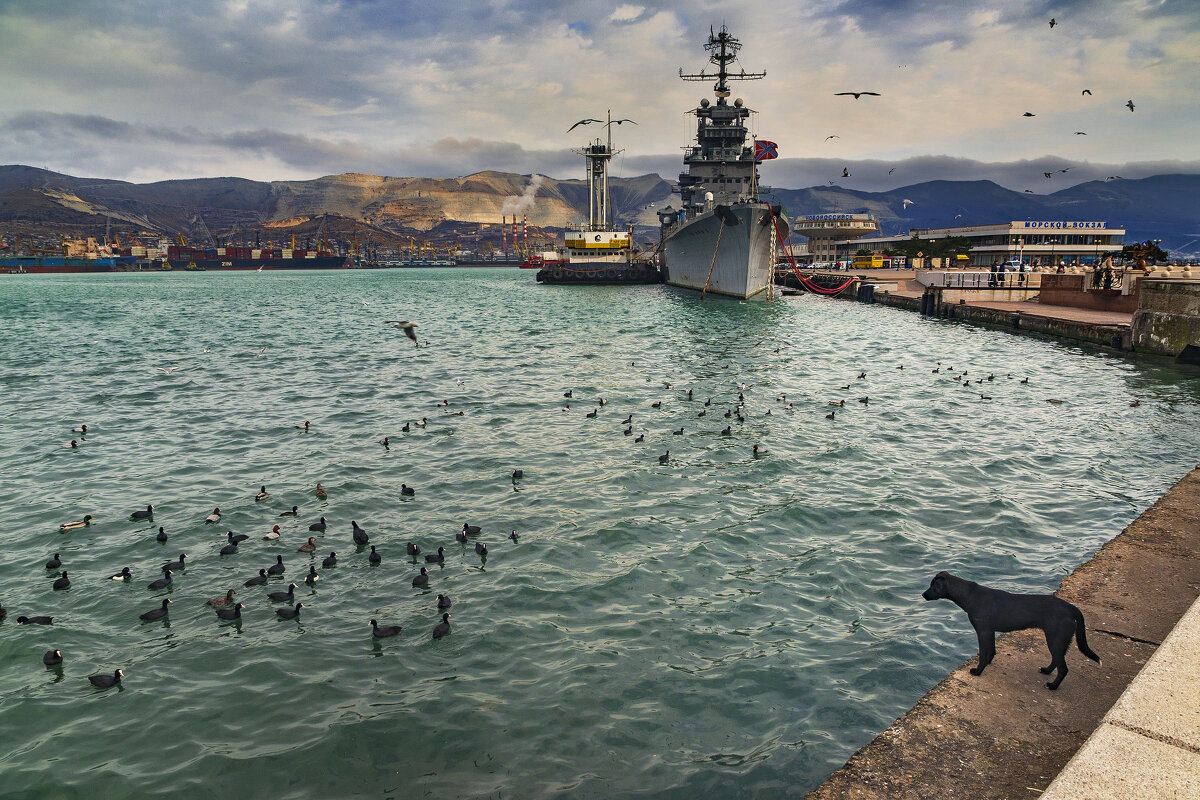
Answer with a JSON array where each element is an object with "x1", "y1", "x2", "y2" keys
[{"x1": 1, "y1": 0, "x2": 1197, "y2": 191}]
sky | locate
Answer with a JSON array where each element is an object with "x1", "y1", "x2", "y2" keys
[{"x1": 0, "y1": 0, "x2": 1197, "y2": 192}]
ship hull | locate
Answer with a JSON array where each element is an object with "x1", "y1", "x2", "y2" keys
[
  {"x1": 0, "y1": 257, "x2": 118, "y2": 273},
  {"x1": 661, "y1": 204, "x2": 787, "y2": 299},
  {"x1": 165, "y1": 257, "x2": 348, "y2": 271}
]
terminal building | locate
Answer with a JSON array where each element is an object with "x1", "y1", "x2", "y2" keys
[
  {"x1": 832, "y1": 220, "x2": 1125, "y2": 267},
  {"x1": 790, "y1": 213, "x2": 878, "y2": 263}
]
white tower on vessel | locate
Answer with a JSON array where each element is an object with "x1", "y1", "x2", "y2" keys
[{"x1": 573, "y1": 110, "x2": 634, "y2": 231}]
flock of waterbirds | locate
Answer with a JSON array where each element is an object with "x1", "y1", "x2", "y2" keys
[
  {"x1": 16, "y1": 347, "x2": 1137, "y2": 690},
  {"x1": 3, "y1": 470, "x2": 525, "y2": 688}
]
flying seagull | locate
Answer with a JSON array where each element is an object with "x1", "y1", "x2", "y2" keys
[
  {"x1": 156, "y1": 366, "x2": 179, "y2": 374},
  {"x1": 835, "y1": 91, "x2": 880, "y2": 99},
  {"x1": 842, "y1": 167, "x2": 851, "y2": 178},
  {"x1": 1024, "y1": 189, "x2": 1034, "y2": 193},
  {"x1": 1044, "y1": 172, "x2": 1054, "y2": 178},
  {"x1": 1074, "y1": 131, "x2": 1087, "y2": 135},
  {"x1": 1049, "y1": 18, "x2": 1056, "y2": 28},
  {"x1": 824, "y1": 135, "x2": 839, "y2": 142},
  {"x1": 1058, "y1": 168, "x2": 1071, "y2": 173},
  {"x1": 1081, "y1": 89, "x2": 1092, "y2": 95},
  {"x1": 568, "y1": 117, "x2": 636, "y2": 132},
  {"x1": 1023, "y1": 112, "x2": 1036, "y2": 117},
  {"x1": 1106, "y1": 175, "x2": 1124, "y2": 181},
  {"x1": 386, "y1": 320, "x2": 419, "y2": 344},
  {"x1": 1125, "y1": 100, "x2": 1135, "y2": 112},
  {"x1": 888, "y1": 167, "x2": 896, "y2": 174},
  {"x1": 901, "y1": 199, "x2": 914, "y2": 209}
]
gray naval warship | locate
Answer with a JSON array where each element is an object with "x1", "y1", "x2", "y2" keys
[{"x1": 657, "y1": 26, "x2": 789, "y2": 300}]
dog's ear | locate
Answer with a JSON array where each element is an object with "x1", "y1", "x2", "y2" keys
[{"x1": 934, "y1": 571, "x2": 951, "y2": 580}]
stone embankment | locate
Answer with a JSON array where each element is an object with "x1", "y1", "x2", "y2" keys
[
  {"x1": 805, "y1": 465, "x2": 1200, "y2": 799},
  {"x1": 780, "y1": 268, "x2": 1200, "y2": 360}
]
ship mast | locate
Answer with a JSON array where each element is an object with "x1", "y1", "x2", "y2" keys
[
  {"x1": 678, "y1": 25, "x2": 765, "y2": 101},
  {"x1": 572, "y1": 110, "x2": 632, "y2": 231}
]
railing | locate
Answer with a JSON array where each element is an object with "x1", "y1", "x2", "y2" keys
[{"x1": 918, "y1": 270, "x2": 1037, "y2": 289}]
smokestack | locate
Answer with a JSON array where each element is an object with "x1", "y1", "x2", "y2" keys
[
  {"x1": 502, "y1": 215, "x2": 507, "y2": 252},
  {"x1": 523, "y1": 215, "x2": 528, "y2": 251}
]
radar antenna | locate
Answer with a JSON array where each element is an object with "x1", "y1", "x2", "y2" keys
[{"x1": 678, "y1": 25, "x2": 764, "y2": 98}]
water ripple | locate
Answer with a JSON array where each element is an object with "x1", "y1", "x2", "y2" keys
[{"x1": 1, "y1": 269, "x2": 1198, "y2": 797}]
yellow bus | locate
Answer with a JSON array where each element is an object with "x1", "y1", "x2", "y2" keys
[{"x1": 851, "y1": 255, "x2": 904, "y2": 269}]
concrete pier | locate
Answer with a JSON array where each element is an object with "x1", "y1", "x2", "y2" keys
[
  {"x1": 781, "y1": 268, "x2": 1200, "y2": 358},
  {"x1": 805, "y1": 465, "x2": 1200, "y2": 800}
]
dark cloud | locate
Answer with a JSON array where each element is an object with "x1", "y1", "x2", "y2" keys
[
  {"x1": 3, "y1": 111, "x2": 1196, "y2": 191},
  {"x1": 0, "y1": 111, "x2": 580, "y2": 180}
]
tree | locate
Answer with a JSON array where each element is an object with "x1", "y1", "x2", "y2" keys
[{"x1": 855, "y1": 247, "x2": 872, "y2": 256}]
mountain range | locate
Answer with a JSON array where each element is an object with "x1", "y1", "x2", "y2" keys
[{"x1": 0, "y1": 165, "x2": 1196, "y2": 255}]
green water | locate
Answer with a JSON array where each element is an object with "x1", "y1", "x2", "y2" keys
[{"x1": 1, "y1": 268, "x2": 1198, "y2": 798}]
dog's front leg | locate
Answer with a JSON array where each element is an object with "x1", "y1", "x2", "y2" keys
[{"x1": 970, "y1": 626, "x2": 995, "y2": 676}]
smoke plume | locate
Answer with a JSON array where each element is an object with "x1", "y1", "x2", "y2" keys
[{"x1": 501, "y1": 174, "x2": 544, "y2": 215}]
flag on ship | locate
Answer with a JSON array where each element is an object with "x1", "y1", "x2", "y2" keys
[{"x1": 754, "y1": 140, "x2": 778, "y2": 162}]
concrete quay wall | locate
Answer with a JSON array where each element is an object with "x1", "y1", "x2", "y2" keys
[
  {"x1": 1132, "y1": 279, "x2": 1200, "y2": 360},
  {"x1": 806, "y1": 465, "x2": 1200, "y2": 800}
]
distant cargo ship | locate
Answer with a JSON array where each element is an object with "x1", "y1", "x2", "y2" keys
[
  {"x1": 166, "y1": 245, "x2": 347, "y2": 270},
  {"x1": 0, "y1": 255, "x2": 126, "y2": 274},
  {"x1": 1, "y1": 236, "x2": 138, "y2": 273}
]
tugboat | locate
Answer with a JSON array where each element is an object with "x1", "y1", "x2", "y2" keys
[
  {"x1": 657, "y1": 26, "x2": 788, "y2": 299},
  {"x1": 536, "y1": 111, "x2": 661, "y2": 286}
]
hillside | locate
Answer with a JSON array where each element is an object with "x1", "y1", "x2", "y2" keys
[{"x1": 0, "y1": 165, "x2": 1194, "y2": 254}]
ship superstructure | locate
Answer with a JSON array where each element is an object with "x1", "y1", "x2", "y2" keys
[{"x1": 658, "y1": 26, "x2": 788, "y2": 299}]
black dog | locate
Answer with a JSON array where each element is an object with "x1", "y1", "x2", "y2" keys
[{"x1": 922, "y1": 571, "x2": 1100, "y2": 690}]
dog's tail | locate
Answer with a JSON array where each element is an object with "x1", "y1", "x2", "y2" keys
[{"x1": 1071, "y1": 605, "x2": 1101, "y2": 664}]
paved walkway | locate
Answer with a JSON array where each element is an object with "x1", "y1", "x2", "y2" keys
[{"x1": 1040, "y1": 595, "x2": 1200, "y2": 799}]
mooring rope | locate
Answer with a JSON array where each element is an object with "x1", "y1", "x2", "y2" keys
[
  {"x1": 700, "y1": 219, "x2": 726, "y2": 299},
  {"x1": 771, "y1": 217, "x2": 857, "y2": 295}
]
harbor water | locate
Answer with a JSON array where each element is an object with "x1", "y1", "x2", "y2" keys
[{"x1": 1, "y1": 268, "x2": 1198, "y2": 798}]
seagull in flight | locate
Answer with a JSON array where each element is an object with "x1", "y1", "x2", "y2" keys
[
  {"x1": 824, "y1": 135, "x2": 839, "y2": 142},
  {"x1": 901, "y1": 199, "x2": 914, "y2": 209},
  {"x1": 1058, "y1": 168, "x2": 1071, "y2": 173},
  {"x1": 256, "y1": 347, "x2": 266, "y2": 357},
  {"x1": 1106, "y1": 175, "x2": 1124, "y2": 181},
  {"x1": 842, "y1": 167, "x2": 851, "y2": 177},
  {"x1": 888, "y1": 167, "x2": 896, "y2": 174},
  {"x1": 835, "y1": 91, "x2": 880, "y2": 99},
  {"x1": 1044, "y1": 172, "x2": 1054, "y2": 179},
  {"x1": 1081, "y1": 89, "x2": 1092, "y2": 96},
  {"x1": 1125, "y1": 100, "x2": 1135, "y2": 112},
  {"x1": 1049, "y1": 18, "x2": 1056, "y2": 28},
  {"x1": 1023, "y1": 112, "x2": 1036, "y2": 117},
  {"x1": 568, "y1": 117, "x2": 636, "y2": 132},
  {"x1": 1074, "y1": 131, "x2": 1087, "y2": 135},
  {"x1": 386, "y1": 320, "x2": 419, "y2": 344},
  {"x1": 156, "y1": 366, "x2": 180, "y2": 374},
  {"x1": 1024, "y1": 189, "x2": 1034, "y2": 193}
]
